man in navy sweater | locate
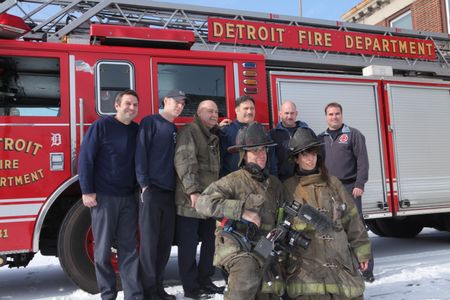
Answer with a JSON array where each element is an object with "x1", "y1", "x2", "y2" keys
[
  {"x1": 220, "y1": 95, "x2": 277, "y2": 177},
  {"x1": 78, "y1": 90, "x2": 143, "y2": 300},
  {"x1": 135, "y1": 89, "x2": 186, "y2": 300},
  {"x1": 219, "y1": 95, "x2": 256, "y2": 177}
]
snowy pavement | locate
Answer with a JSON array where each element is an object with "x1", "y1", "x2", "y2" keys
[
  {"x1": 1, "y1": 228, "x2": 450, "y2": 299},
  {"x1": 366, "y1": 249, "x2": 450, "y2": 299}
]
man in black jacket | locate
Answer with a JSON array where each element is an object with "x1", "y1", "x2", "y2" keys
[{"x1": 270, "y1": 101, "x2": 309, "y2": 181}]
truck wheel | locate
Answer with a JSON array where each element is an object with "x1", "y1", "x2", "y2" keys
[
  {"x1": 374, "y1": 217, "x2": 423, "y2": 238},
  {"x1": 58, "y1": 200, "x2": 99, "y2": 293},
  {"x1": 365, "y1": 220, "x2": 386, "y2": 237}
]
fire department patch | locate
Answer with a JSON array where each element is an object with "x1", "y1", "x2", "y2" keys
[{"x1": 339, "y1": 134, "x2": 349, "y2": 144}]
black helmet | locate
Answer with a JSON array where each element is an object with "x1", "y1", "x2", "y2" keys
[
  {"x1": 288, "y1": 127, "x2": 323, "y2": 157},
  {"x1": 228, "y1": 122, "x2": 277, "y2": 153}
]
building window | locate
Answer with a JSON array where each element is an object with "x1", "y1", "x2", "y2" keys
[
  {"x1": 0, "y1": 56, "x2": 60, "y2": 117},
  {"x1": 157, "y1": 64, "x2": 226, "y2": 118},
  {"x1": 96, "y1": 61, "x2": 134, "y2": 115},
  {"x1": 390, "y1": 10, "x2": 412, "y2": 29}
]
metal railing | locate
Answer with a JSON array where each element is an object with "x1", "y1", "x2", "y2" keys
[{"x1": 2, "y1": 0, "x2": 450, "y2": 76}]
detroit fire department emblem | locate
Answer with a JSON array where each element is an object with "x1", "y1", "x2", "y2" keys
[
  {"x1": 338, "y1": 134, "x2": 349, "y2": 144},
  {"x1": 51, "y1": 133, "x2": 62, "y2": 147}
]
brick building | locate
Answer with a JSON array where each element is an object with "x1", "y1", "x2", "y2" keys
[{"x1": 342, "y1": 0, "x2": 449, "y2": 34}]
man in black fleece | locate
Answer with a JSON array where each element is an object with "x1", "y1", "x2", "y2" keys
[
  {"x1": 135, "y1": 89, "x2": 186, "y2": 300},
  {"x1": 78, "y1": 90, "x2": 143, "y2": 300}
]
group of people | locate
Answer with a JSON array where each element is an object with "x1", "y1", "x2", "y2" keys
[{"x1": 78, "y1": 89, "x2": 375, "y2": 300}]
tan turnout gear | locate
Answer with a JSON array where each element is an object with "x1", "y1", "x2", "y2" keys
[
  {"x1": 196, "y1": 122, "x2": 283, "y2": 300},
  {"x1": 196, "y1": 168, "x2": 285, "y2": 300},
  {"x1": 174, "y1": 115, "x2": 220, "y2": 218},
  {"x1": 228, "y1": 122, "x2": 277, "y2": 168},
  {"x1": 283, "y1": 127, "x2": 371, "y2": 300}
]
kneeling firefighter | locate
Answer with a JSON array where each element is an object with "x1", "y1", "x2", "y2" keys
[
  {"x1": 196, "y1": 122, "x2": 285, "y2": 300},
  {"x1": 283, "y1": 127, "x2": 372, "y2": 300}
]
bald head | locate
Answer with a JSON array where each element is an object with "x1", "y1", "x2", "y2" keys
[
  {"x1": 197, "y1": 100, "x2": 219, "y2": 128},
  {"x1": 279, "y1": 101, "x2": 298, "y2": 128}
]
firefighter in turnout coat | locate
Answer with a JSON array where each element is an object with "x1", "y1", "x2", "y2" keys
[
  {"x1": 174, "y1": 100, "x2": 224, "y2": 298},
  {"x1": 283, "y1": 127, "x2": 372, "y2": 300},
  {"x1": 196, "y1": 122, "x2": 284, "y2": 300}
]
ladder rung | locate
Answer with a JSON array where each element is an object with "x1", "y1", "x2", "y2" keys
[{"x1": 32, "y1": 0, "x2": 83, "y2": 32}]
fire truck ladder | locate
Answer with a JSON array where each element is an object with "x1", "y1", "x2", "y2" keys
[{"x1": 2, "y1": 0, "x2": 450, "y2": 77}]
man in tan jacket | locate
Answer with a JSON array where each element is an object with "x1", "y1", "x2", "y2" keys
[{"x1": 174, "y1": 100, "x2": 224, "y2": 299}]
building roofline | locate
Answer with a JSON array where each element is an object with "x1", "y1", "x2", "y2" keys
[{"x1": 342, "y1": 0, "x2": 391, "y2": 22}]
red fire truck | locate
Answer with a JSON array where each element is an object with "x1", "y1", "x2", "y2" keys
[{"x1": 2, "y1": 0, "x2": 450, "y2": 293}]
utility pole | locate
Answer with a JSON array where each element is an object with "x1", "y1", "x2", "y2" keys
[{"x1": 300, "y1": 0, "x2": 302, "y2": 16}]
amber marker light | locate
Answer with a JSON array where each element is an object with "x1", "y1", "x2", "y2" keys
[
  {"x1": 243, "y1": 70, "x2": 257, "y2": 77},
  {"x1": 243, "y1": 79, "x2": 258, "y2": 85}
]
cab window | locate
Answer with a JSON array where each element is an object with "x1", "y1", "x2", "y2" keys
[
  {"x1": 96, "y1": 61, "x2": 134, "y2": 115},
  {"x1": 0, "y1": 55, "x2": 60, "y2": 117},
  {"x1": 157, "y1": 64, "x2": 226, "y2": 117}
]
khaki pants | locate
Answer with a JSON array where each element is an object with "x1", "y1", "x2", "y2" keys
[
  {"x1": 223, "y1": 252, "x2": 279, "y2": 300},
  {"x1": 290, "y1": 295, "x2": 363, "y2": 300}
]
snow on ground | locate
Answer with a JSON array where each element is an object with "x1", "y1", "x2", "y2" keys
[
  {"x1": 2, "y1": 229, "x2": 450, "y2": 299},
  {"x1": 365, "y1": 249, "x2": 450, "y2": 299},
  {"x1": 0, "y1": 247, "x2": 225, "y2": 300}
]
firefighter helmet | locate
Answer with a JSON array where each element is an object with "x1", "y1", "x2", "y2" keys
[
  {"x1": 288, "y1": 127, "x2": 323, "y2": 157},
  {"x1": 228, "y1": 122, "x2": 276, "y2": 153}
]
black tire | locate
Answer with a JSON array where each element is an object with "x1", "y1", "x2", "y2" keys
[
  {"x1": 374, "y1": 217, "x2": 423, "y2": 238},
  {"x1": 57, "y1": 200, "x2": 99, "y2": 294},
  {"x1": 365, "y1": 219, "x2": 387, "y2": 237}
]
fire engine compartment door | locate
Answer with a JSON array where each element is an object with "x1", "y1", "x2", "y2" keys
[
  {"x1": 386, "y1": 83, "x2": 450, "y2": 215},
  {"x1": 0, "y1": 50, "x2": 70, "y2": 252},
  {"x1": 270, "y1": 72, "x2": 389, "y2": 219}
]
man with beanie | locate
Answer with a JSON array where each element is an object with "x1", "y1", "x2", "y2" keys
[{"x1": 135, "y1": 89, "x2": 186, "y2": 299}]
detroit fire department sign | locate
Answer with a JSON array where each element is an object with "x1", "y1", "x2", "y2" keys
[{"x1": 208, "y1": 17, "x2": 436, "y2": 60}]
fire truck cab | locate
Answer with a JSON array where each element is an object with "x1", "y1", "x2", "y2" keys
[{"x1": 0, "y1": 33, "x2": 268, "y2": 292}]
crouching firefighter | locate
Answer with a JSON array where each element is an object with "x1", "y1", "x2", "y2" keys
[
  {"x1": 283, "y1": 127, "x2": 372, "y2": 300},
  {"x1": 195, "y1": 122, "x2": 285, "y2": 300}
]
